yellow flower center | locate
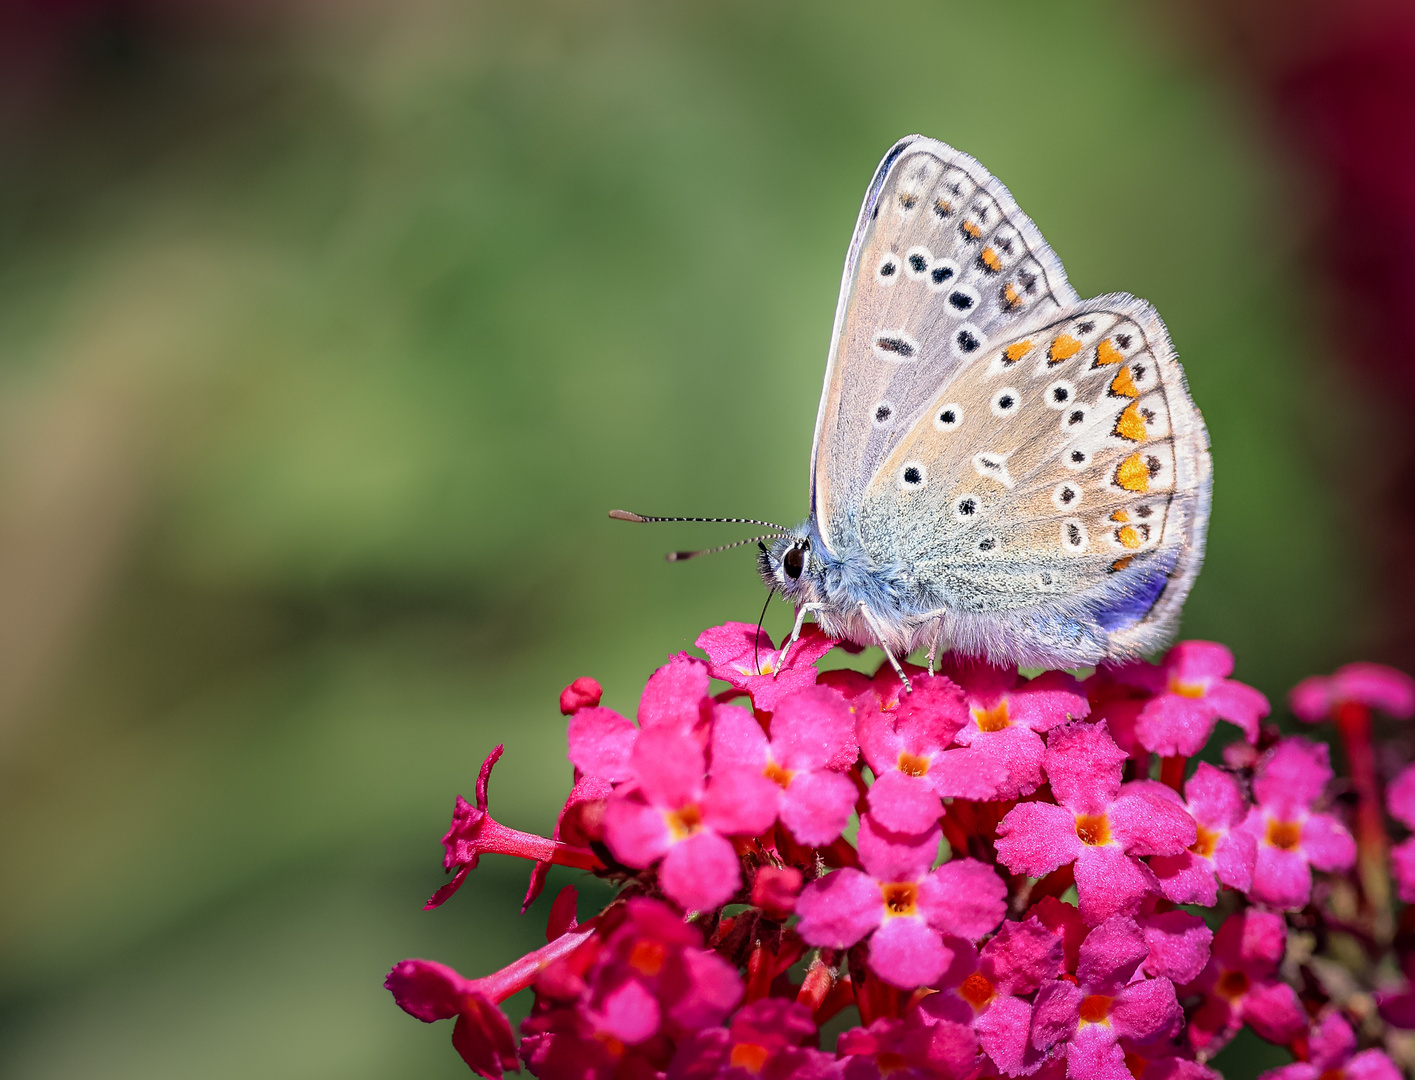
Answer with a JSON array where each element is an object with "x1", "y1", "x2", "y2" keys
[
  {"x1": 1168, "y1": 676, "x2": 1207, "y2": 699},
  {"x1": 1190, "y1": 824, "x2": 1220, "y2": 859},
  {"x1": 1075, "y1": 813, "x2": 1112, "y2": 846},
  {"x1": 1265, "y1": 817, "x2": 1302, "y2": 851},
  {"x1": 763, "y1": 759, "x2": 795, "y2": 789},
  {"x1": 664, "y1": 804, "x2": 703, "y2": 842},
  {"x1": 972, "y1": 700, "x2": 1011, "y2": 732},
  {"x1": 880, "y1": 881, "x2": 919, "y2": 917},
  {"x1": 897, "y1": 751, "x2": 930, "y2": 777}
]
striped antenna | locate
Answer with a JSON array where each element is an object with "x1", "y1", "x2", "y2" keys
[
  {"x1": 609, "y1": 509, "x2": 788, "y2": 531},
  {"x1": 666, "y1": 534, "x2": 784, "y2": 562}
]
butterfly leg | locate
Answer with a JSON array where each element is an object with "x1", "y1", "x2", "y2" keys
[
  {"x1": 774, "y1": 602, "x2": 825, "y2": 676},
  {"x1": 925, "y1": 615, "x2": 945, "y2": 676},
  {"x1": 856, "y1": 601, "x2": 912, "y2": 694}
]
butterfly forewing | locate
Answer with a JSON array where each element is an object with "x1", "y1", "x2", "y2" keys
[
  {"x1": 810, "y1": 136, "x2": 1079, "y2": 554},
  {"x1": 857, "y1": 295, "x2": 1210, "y2": 656}
]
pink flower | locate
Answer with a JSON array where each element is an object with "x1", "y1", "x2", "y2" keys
[
  {"x1": 1234, "y1": 737, "x2": 1356, "y2": 910},
  {"x1": 1289, "y1": 662, "x2": 1415, "y2": 722},
  {"x1": 429, "y1": 745, "x2": 603, "y2": 910},
  {"x1": 1148, "y1": 762, "x2": 1256, "y2": 906},
  {"x1": 937, "y1": 658, "x2": 1090, "y2": 800},
  {"x1": 838, "y1": 1011, "x2": 980, "y2": 1080},
  {"x1": 668, "y1": 998, "x2": 834, "y2": 1080},
  {"x1": 794, "y1": 812, "x2": 1006, "y2": 988},
  {"x1": 602, "y1": 720, "x2": 777, "y2": 911},
  {"x1": 1029, "y1": 915, "x2": 1183, "y2": 1080},
  {"x1": 994, "y1": 723, "x2": 1196, "y2": 924},
  {"x1": 696, "y1": 621, "x2": 836, "y2": 712},
  {"x1": 920, "y1": 916, "x2": 1066, "y2": 1076},
  {"x1": 523, "y1": 899, "x2": 743, "y2": 1079},
  {"x1": 1257, "y1": 1011, "x2": 1402, "y2": 1080},
  {"x1": 1181, "y1": 909, "x2": 1305, "y2": 1056},
  {"x1": 1388, "y1": 762, "x2": 1415, "y2": 902},
  {"x1": 1108, "y1": 641, "x2": 1269, "y2": 757},
  {"x1": 386, "y1": 959, "x2": 519, "y2": 1077},
  {"x1": 1138, "y1": 908, "x2": 1213, "y2": 986},
  {"x1": 710, "y1": 685, "x2": 859, "y2": 846},
  {"x1": 858, "y1": 674, "x2": 1003, "y2": 834},
  {"x1": 567, "y1": 654, "x2": 715, "y2": 783}
]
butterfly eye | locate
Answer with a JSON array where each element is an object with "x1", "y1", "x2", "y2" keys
[{"x1": 783, "y1": 544, "x2": 806, "y2": 580}]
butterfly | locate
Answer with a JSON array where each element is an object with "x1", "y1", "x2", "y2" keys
[{"x1": 617, "y1": 135, "x2": 1211, "y2": 687}]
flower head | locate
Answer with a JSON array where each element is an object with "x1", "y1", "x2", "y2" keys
[
  {"x1": 994, "y1": 722, "x2": 1196, "y2": 923},
  {"x1": 1148, "y1": 762, "x2": 1256, "y2": 906},
  {"x1": 668, "y1": 998, "x2": 832, "y2": 1080},
  {"x1": 1235, "y1": 737, "x2": 1356, "y2": 909},
  {"x1": 1029, "y1": 915, "x2": 1183, "y2": 1080},
  {"x1": 386, "y1": 958, "x2": 519, "y2": 1078},
  {"x1": 1257, "y1": 1010, "x2": 1402, "y2": 1080},
  {"x1": 938, "y1": 658, "x2": 1090, "y2": 800},
  {"x1": 795, "y1": 812, "x2": 1006, "y2": 988},
  {"x1": 1108, "y1": 641, "x2": 1269, "y2": 757},
  {"x1": 1289, "y1": 662, "x2": 1415, "y2": 722},
  {"x1": 696, "y1": 621, "x2": 836, "y2": 712},
  {"x1": 838, "y1": 1011, "x2": 980, "y2": 1080},
  {"x1": 1181, "y1": 909, "x2": 1305, "y2": 1056},
  {"x1": 711, "y1": 685, "x2": 859, "y2": 846}
]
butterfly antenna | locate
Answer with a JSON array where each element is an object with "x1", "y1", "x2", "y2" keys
[
  {"x1": 754, "y1": 588, "x2": 774, "y2": 676},
  {"x1": 609, "y1": 509, "x2": 789, "y2": 531},
  {"x1": 665, "y1": 533, "x2": 783, "y2": 562}
]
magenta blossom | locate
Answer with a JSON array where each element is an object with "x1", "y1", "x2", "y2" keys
[
  {"x1": 1149, "y1": 762, "x2": 1256, "y2": 906},
  {"x1": 1108, "y1": 641, "x2": 1269, "y2": 757},
  {"x1": 838, "y1": 1011, "x2": 979, "y2": 1080},
  {"x1": 937, "y1": 657, "x2": 1090, "y2": 800},
  {"x1": 696, "y1": 621, "x2": 836, "y2": 712},
  {"x1": 1289, "y1": 662, "x2": 1415, "y2": 722},
  {"x1": 1138, "y1": 907, "x2": 1213, "y2": 986},
  {"x1": 858, "y1": 674, "x2": 1003, "y2": 834},
  {"x1": 386, "y1": 959, "x2": 519, "y2": 1077},
  {"x1": 1234, "y1": 737, "x2": 1356, "y2": 910},
  {"x1": 668, "y1": 998, "x2": 834, "y2": 1080},
  {"x1": 1181, "y1": 909, "x2": 1305, "y2": 1056},
  {"x1": 1030, "y1": 915, "x2": 1182, "y2": 1080},
  {"x1": 567, "y1": 653, "x2": 716, "y2": 784},
  {"x1": 920, "y1": 916, "x2": 1066, "y2": 1076},
  {"x1": 1257, "y1": 1010, "x2": 1402, "y2": 1080},
  {"x1": 1388, "y1": 762, "x2": 1415, "y2": 902},
  {"x1": 710, "y1": 686, "x2": 859, "y2": 846},
  {"x1": 795, "y1": 812, "x2": 1006, "y2": 989},
  {"x1": 994, "y1": 722, "x2": 1196, "y2": 924},
  {"x1": 602, "y1": 719, "x2": 778, "y2": 911}
]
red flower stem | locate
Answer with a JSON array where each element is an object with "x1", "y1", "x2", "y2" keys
[
  {"x1": 469, "y1": 919, "x2": 600, "y2": 1004},
  {"x1": 1333, "y1": 700, "x2": 1391, "y2": 932},
  {"x1": 476, "y1": 818, "x2": 604, "y2": 871},
  {"x1": 1159, "y1": 755, "x2": 1187, "y2": 792}
]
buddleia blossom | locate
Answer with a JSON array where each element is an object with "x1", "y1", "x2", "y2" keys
[{"x1": 383, "y1": 622, "x2": 1415, "y2": 1080}]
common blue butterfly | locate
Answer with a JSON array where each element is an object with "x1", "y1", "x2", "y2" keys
[{"x1": 618, "y1": 136, "x2": 1211, "y2": 688}]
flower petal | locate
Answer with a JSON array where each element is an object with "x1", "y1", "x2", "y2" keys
[
  {"x1": 779, "y1": 768, "x2": 857, "y2": 847},
  {"x1": 567, "y1": 706, "x2": 639, "y2": 782},
  {"x1": 868, "y1": 915, "x2": 952, "y2": 988},
  {"x1": 920, "y1": 859, "x2": 1007, "y2": 941},
  {"x1": 994, "y1": 801, "x2": 1083, "y2": 879},
  {"x1": 659, "y1": 831, "x2": 741, "y2": 911},
  {"x1": 795, "y1": 867, "x2": 882, "y2": 948},
  {"x1": 1073, "y1": 846, "x2": 1155, "y2": 924},
  {"x1": 1043, "y1": 722, "x2": 1126, "y2": 814}
]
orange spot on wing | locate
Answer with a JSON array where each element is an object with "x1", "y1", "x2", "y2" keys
[
  {"x1": 962, "y1": 220, "x2": 982, "y2": 239},
  {"x1": 1111, "y1": 510, "x2": 1130, "y2": 522},
  {"x1": 1110, "y1": 556, "x2": 1133, "y2": 572},
  {"x1": 1113, "y1": 402, "x2": 1147, "y2": 442},
  {"x1": 1110, "y1": 366, "x2": 1140, "y2": 397},
  {"x1": 1004, "y1": 340, "x2": 1032, "y2": 362},
  {"x1": 1115, "y1": 453, "x2": 1149, "y2": 492},
  {"x1": 1117, "y1": 525, "x2": 1144, "y2": 549},
  {"x1": 980, "y1": 246, "x2": 1002, "y2": 272},
  {"x1": 1049, "y1": 334, "x2": 1082, "y2": 364},
  {"x1": 1095, "y1": 339, "x2": 1125, "y2": 365},
  {"x1": 1001, "y1": 282, "x2": 1022, "y2": 308}
]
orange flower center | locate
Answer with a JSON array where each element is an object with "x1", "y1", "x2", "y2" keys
[
  {"x1": 959, "y1": 972, "x2": 996, "y2": 1010},
  {"x1": 881, "y1": 881, "x2": 919, "y2": 917},
  {"x1": 1079, "y1": 994, "x2": 1113, "y2": 1025},
  {"x1": 1217, "y1": 969, "x2": 1250, "y2": 1000},
  {"x1": 1190, "y1": 824, "x2": 1220, "y2": 859},
  {"x1": 1075, "y1": 813, "x2": 1112, "y2": 846},
  {"x1": 628, "y1": 939, "x2": 667, "y2": 976},
  {"x1": 1168, "y1": 676, "x2": 1207, "y2": 699},
  {"x1": 972, "y1": 700, "x2": 1011, "y2": 732},
  {"x1": 729, "y1": 1043, "x2": 772, "y2": 1072},
  {"x1": 664, "y1": 804, "x2": 703, "y2": 842},
  {"x1": 1265, "y1": 818, "x2": 1302, "y2": 851},
  {"x1": 897, "y1": 751, "x2": 931, "y2": 777},
  {"x1": 763, "y1": 759, "x2": 795, "y2": 789}
]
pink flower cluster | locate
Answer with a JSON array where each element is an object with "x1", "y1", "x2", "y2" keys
[{"x1": 388, "y1": 623, "x2": 1415, "y2": 1080}]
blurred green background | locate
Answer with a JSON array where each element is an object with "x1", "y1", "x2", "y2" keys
[{"x1": 0, "y1": 1, "x2": 1373, "y2": 1076}]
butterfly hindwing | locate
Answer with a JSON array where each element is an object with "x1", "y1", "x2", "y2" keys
[
  {"x1": 809, "y1": 136, "x2": 1079, "y2": 554},
  {"x1": 856, "y1": 294, "x2": 1211, "y2": 662}
]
